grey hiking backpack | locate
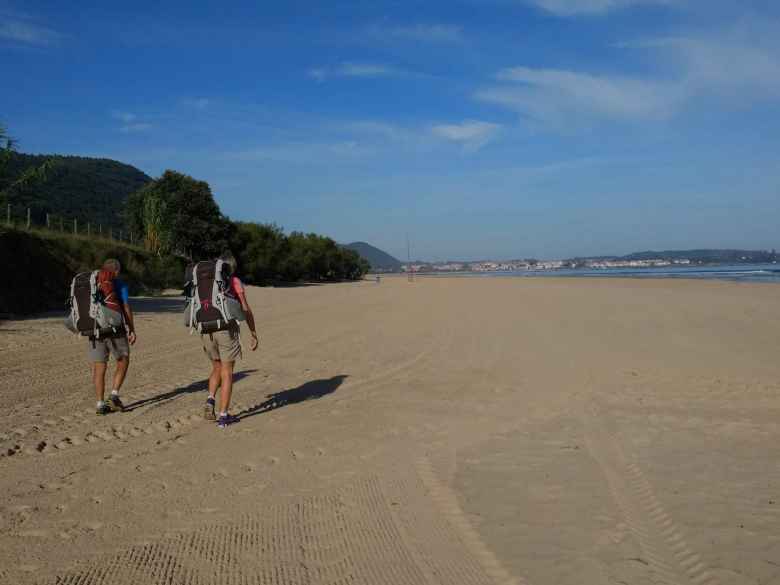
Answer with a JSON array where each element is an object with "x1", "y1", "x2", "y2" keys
[
  {"x1": 65, "y1": 270, "x2": 125, "y2": 338},
  {"x1": 183, "y1": 259, "x2": 245, "y2": 334}
]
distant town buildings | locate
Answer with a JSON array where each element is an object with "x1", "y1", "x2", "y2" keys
[{"x1": 401, "y1": 258, "x2": 693, "y2": 273}]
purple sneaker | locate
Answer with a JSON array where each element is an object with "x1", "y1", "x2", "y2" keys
[{"x1": 217, "y1": 413, "x2": 240, "y2": 428}]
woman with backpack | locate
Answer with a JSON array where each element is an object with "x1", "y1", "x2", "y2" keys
[{"x1": 195, "y1": 253, "x2": 259, "y2": 428}]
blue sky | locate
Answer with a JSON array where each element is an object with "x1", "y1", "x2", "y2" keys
[{"x1": 2, "y1": 0, "x2": 779, "y2": 260}]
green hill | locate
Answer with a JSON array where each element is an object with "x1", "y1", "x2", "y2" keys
[
  {"x1": 343, "y1": 242, "x2": 402, "y2": 272},
  {"x1": 0, "y1": 152, "x2": 151, "y2": 230}
]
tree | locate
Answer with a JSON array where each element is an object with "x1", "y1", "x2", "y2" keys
[
  {"x1": 126, "y1": 170, "x2": 233, "y2": 259},
  {"x1": 231, "y1": 222, "x2": 289, "y2": 283}
]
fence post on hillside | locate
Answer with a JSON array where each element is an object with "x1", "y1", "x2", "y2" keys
[
  {"x1": 26, "y1": 208, "x2": 31, "y2": 230},
  {"x1": 119, "y1": 230, "x2": 123, "y2": 242},
  {"x1": 74, "y1": 218, "x2": 77, "y2": 235},
  {"x1": 99, "y1": 224, "x2": 102, "y2": 237},
  {"x1": 130, "y1": 232, "x2": 134, "y2": 246},
  {"x1": 46, "y1": 213, "x2": 50, "y2": 229},
  {"x1": 87, "y1": 223, "x2": 91, "y2": 237}
]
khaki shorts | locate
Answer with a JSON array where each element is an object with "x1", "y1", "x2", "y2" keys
[
  {"x1": 201, "y1": 326, "x2": 242, "y2": 362},
  {"x1": 88, "y1": 335, "x2": 130, "y2": 363}
]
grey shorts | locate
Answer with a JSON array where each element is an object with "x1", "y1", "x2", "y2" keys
[
  {"x1": 88, "y1": 335, "x2": 130, "y2": 363},
  {"x1": 201, "y1": 326, "x2": 241, "y2": 362}
]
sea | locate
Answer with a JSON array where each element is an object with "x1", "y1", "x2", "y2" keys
[{"x1": 419, "y1": 264, "x2": 780, "y2": 283}]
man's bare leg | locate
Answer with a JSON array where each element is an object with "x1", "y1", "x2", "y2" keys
[
  {"x1": 112, "y1": 356, "x2": 129, "y2": 392},
  {"x1": 93, "y1": 362, "x2": 107, "y2": 402},
  {"x1": 219, "y1": 360, "x2": 235, "y2": 415}
]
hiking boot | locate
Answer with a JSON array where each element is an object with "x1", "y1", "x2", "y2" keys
[
  {"x1": 217, "y1": 413, "x2": 239, "y2": 429},
  {"x1": 203, "y1": 398, "x2": 216, "y2": 421},
  {"x1": 96, "y1": 402, "x2": 112, "y2": 415},
  {"x1": 107, "y1": 395, "x2": 125, "y2": 412}
]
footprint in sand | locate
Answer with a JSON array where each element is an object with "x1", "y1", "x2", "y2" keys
[
  {"x1": 19, "y1": 529, "x2": 49, "y2": 538},
  {"x1": 19, "y1": 565, "x2": 40, "y2": 573}
]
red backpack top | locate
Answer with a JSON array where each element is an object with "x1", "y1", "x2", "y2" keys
[{"x1": 97, "y1": 270, "x2": 121, "y2": 312}]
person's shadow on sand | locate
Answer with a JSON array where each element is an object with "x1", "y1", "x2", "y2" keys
[
  {"x1": 238, "y1": 374, "x2": 347, "y2": 420},
  {"x1": 124, "y1": 369, "x2": 259, "y2": 412}
]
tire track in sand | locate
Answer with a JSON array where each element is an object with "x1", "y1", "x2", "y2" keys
[
  {"x1": 44, "y1": 467, "x2": 516, "y2": 585},
  {"x1": 411, "y1": 456, "x2": 527, "y2": 585},
  {"x1": 46, "y1": 478, "x2": 421, "y2": 585},
  {"x1": 581, "y1": 399, "x2": 720, "y2": 585}
]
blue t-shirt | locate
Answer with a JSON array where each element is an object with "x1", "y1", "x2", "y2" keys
[{"x1": 114, "y1": 278, "x2": 130, "y2": 305}]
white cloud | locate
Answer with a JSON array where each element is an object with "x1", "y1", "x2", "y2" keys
[
  {"x1": 527, "y1": 0, "x2": 676, "y2": 16},
  {"x1": 431, "y1": 120, "x2": 501, "y2": 152},
  {"x1": 340, "y1": 63, "x2": 392, "y2": 77},
  {"x1": 227, "y1": 141, "x2": 372, "y2": 163},
  {"x1": 182, "y1": 97, "x2": 211, "y2": 109},
  {"x1": 479, "y1": 67, "x2": 682, "y2": 124},
  {"x1": 111, "y1": 111, "x2": 152, "y2": 133},
  {"x1": 112, "y1": 111, "x2": 137, "y2": 123},
  {"x1": 623, "y1": 34, "x2": 780, "y2": 98},
  {"x1": 478, "y1": 18, "x2": 780, "y2": 129},
  {"x1": 371, "y1": 23, "x2": 463, "y2": 43},
  {"x1": 0, "y1": 18, "x2": 60, "y2": 46},
  {"x1": 120, "y1": 123, "x2": 153, "y2": 133},
  {"x1": 307, "y1": 62, "x2": 409, "y2": 81}
]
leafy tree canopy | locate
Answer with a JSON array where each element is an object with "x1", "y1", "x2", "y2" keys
[{"x1": 126, "y1": 170, "x2": 233, "y2": 258}]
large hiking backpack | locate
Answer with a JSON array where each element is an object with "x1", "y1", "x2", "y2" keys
[
  {"x1": 65, "y1": 270, "x2": 125, "y2": 337},
  {"x1": 183, "y1": 259, "x2": 245, "y2": 334}
]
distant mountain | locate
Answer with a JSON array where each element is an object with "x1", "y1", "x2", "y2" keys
[
  {"x1": 622, "y1": 249, "x2": 777, "y2": 263},
  {"x1": 0, "y1": 152, "x2": 152, "y2": 230},
  {"x1": 343, "y1": 242, "x2": 403, "y2": 271}
]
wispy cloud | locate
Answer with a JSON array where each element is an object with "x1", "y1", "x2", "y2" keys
[
  {"x1": 182, "y1": 97, "x2": 211, "y2": 109},
  {"x1": 119, "y1": 123, "x2": 153, "y2": 133},
  {"x1": 112, "y1": 111, "x2": 137, "y2": 123},
  {"x1": 368, "y1": 23, "x2": 463, "y2": 43},
  {"x1": 111, "y1": 111, "x2": 153, "y2": 133},
  {"x1": 431, "y1": 120, "x2": 501, "y2": 152},
  {"x1": 478, "y1": 19, "x2": 780, "y2": 128},
  {"x1": 0, "y1": 17, "x2": 61, "y2": 46},
  {"x1": 622, "y1": 33, "x2": 780, "y2": 98},
  {"x1": 307, "y1": 62, "x2": 411, "y2": 81},
  {"x1": 526, "y1": 0, "x2": 676, "y2": 16},
  {"x1": 478, "y1": 67, "x2": 682, "y2": 125},
  {"x1": 226, "y1": 141, "x2": 372, "y2": 164}
]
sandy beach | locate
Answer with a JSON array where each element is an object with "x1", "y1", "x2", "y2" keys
[{"x1": 0, "y1": 276, "x2": 778, "y2": 585}]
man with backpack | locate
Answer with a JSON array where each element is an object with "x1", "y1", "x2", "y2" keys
[
  {"x1": 185, "y1": 253, "x2": 258, "y2": 428},
  {"x1": 90, "y1": 259, "x2": 136, "y2": 415}
]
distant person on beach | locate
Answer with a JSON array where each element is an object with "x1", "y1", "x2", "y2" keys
[
  {"x1": 92, "y1": 259, "x2": 136, "y2": 415},
  {"x1": 201, "y1": 253, "x2": 259, "y2": 428},
  {"x1": 376, "y1": 275, "x2": 381, "y2": 284}
]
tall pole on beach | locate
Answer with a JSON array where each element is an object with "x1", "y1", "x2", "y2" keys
[{"x1": 406, "y1": 232, "x2": 413, "y2": 283}]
